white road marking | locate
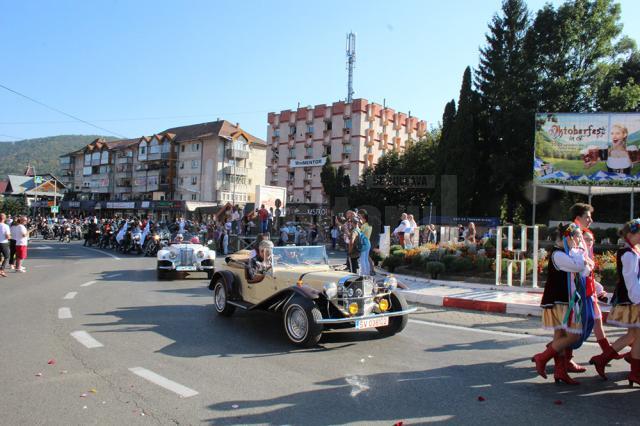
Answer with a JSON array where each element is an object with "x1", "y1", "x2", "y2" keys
[
  {"x1": 84, "y1": 247, "x2": 121, "y2": 260},
  {"x1": 408, "y1": 319, "x2": 598, "y2": 347},
  {"x1": 63, "y1": 292, "x2": 78, "y2": 300},
  {"x1": 80, "y1": 281, "x2": 96, "y2": 287},
  {"x1": 58, "y1": 307, "x2": 72, "y2": 319},
  {"x1": 128, "y1": 367, "x2": 199, "y2": 398},
  {"x1": 30, "y1": 246, "x2": 53, "y2": 250},
  {"x1": 70, "y1": 331, "x2": 103, "y2": 348}
]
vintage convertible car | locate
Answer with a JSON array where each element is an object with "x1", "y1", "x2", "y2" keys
[
  {"x1": 156, "y1": 233, "x2": 216, "y2": 280},
  {"x1": 208, "y1": 245, "x2": 416, "y2": 347}
]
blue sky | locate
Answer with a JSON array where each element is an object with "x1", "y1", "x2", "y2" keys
[{"x1": 1, "y1": 0, "x2": 639, "y2": 142}]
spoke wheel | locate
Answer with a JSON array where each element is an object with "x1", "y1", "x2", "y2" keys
[{"x1": 213, "y1": 279, "x2": 235, "y2": 317}]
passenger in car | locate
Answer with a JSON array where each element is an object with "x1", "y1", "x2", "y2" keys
[{"x1": 246, "y1": 240, "x2": 274, "y2": 283}]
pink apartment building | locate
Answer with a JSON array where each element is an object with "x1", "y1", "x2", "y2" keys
[{"x1": 266, "y1": 98, "x2": 427, "y2": 205}]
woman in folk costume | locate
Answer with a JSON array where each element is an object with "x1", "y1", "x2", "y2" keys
[
  {"x1": 532, "y1": 223, "x2": 595, "y2": 385},
  {"x1": 603, "y1": 219, "x2": 640, "y2": 386},
  {"x1": 570, "y1": 203, "x2": 634, "y2": 377}
]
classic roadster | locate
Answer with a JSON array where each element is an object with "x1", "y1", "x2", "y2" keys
[
  {"x1": 208, "y1": 245, "x2": 416, "y2": 347},
  {"x1": 156, "y1": 233, "x2": 216, "y2": 280}
]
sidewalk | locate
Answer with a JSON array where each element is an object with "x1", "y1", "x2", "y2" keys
[{"x1": 392, "y1": 271, "x2": 611, "y2": 318}]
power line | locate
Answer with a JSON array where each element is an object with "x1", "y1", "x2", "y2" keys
[
  {"x1": 0, "y1": 82, "x2": 127, "y2": 138},
  {"x1": 0, "y1": 110, "x2": 270, "y2": 125}
]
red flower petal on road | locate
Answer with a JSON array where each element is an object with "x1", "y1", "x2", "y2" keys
[
  {"x1": 47, "y1": 359, "x2": 56, "y2": 365},
  {"x1": 477, "y1": 396, "x2": 486, "y2": 402},
  {"x1": 554, "y1": 400, "x2": 563, "y2": 405}
]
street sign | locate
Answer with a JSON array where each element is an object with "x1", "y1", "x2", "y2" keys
[
  {"x1": 34, "y1": 176, "x2": 43, "y2": 184},
  {"x1": 51, "y1": 206, "x2": 59, "y2": 213}
]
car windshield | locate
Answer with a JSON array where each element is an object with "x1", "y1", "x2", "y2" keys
[
  {"x1": 170, "y1": 232, "x2": 195, "y2": 244},
  {"x1": 272, "y1": 246, "x2": 328, "y2": 267}
]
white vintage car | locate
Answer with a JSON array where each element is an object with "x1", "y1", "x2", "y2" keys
[{"x1": 156, "y1": 233, "x2": 216, "y2": 280}]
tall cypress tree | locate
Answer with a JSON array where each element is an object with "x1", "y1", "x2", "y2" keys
[{"x1": 476, "y1": 0, "x2": 535, "y2": 221}]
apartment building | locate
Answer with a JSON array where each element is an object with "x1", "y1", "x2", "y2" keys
[
  {"x1": 59, "y1": 120, "x2": 266, "y2": 214},
  {"x1": 266, "y1": 98, "x2": 427, "y2": 204}
]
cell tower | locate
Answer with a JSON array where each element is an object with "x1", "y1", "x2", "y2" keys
[{"x1": 346, "y1": 32, "x2": 356, "y2": 103}]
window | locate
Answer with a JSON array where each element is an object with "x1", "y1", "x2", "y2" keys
[
  {"x1": 180, "y1": 161, "x2": 184, "y2": 169},
  {"x1": 307, "y1": 125, "x2": 314, "y2": 134},
  {"x1": 288, "y1": 172, "x2": 295, "y2": 180},
  {"x1": 192, "y1": 143, "x2": 200, "y2": 152},
  {"x1": 181, "y1": 144, "x2": 185, "y2": 153},
  {"x1": 343, "y1": 144, "x2": 352, "y2": 154},
  {"x1": 324, "y1": 146, "x2": 331, "y2": 156},
  {"x1": 289, "y1": 125, "x2": 296, "y2": 135},
  {"x1": 289, "y1": 148, "x2": 295, "y2": 158},
  {"x1": 325, "y1": 121, "x2": 332, "y2": 131},
  {"x1": 305, "y1": 172, "x2": 312, "y2": 180},
  {"x1": 306, "y1": 147, "x2": 313, "y2": 157},
  {"x1": 149, "y1": 138, "x2": 160, "y2": 154},
  {"x1": 191, "y1": 194, "x2": 197, "y2": 200},
  {"x1": 179, "y1": 177, "x2": 184, "y2": 185},
  {"x1": 179, "y1": 193, "x2": 183, "y2": 200},
  {"x1": 274, "y1": 129, "x2": 280, "y2": 137},
  {"x1": 191, "y1": 176, "x2": 197, "y2": 185},
  {"x1": 305, "y1": 194, "x2": 312, "y2": 203},
  {"x1": 191, "y1": 160, "x2": 199, "y2": 169},
  {"x1": 84, "y1": 153, "x2": 91, "y2": 165},
  {"x1": 344, "y1": 118, "x2": 352, "y2": 129}
]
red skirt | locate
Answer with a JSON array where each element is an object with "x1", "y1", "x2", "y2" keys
[{"x1": 15, "y1": 245, "x2": 27, "y2": 260}]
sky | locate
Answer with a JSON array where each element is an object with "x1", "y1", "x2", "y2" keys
[{"x1": 1, "y1": 0, "x2": 639, "y2": 142}]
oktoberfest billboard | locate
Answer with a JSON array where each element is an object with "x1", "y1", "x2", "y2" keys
[{"x1": 534, "y1": 113, "x2": 640, "y2": 186}]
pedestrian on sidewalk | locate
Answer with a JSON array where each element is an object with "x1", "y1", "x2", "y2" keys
[
  {"x1": 9, "y1": 219, "x2": 19, "y2": 270},
  {"x1": 330, "y1": 225, "x2": 339, "y2": 250},
  {"x1": 393, "y1": 213, "x2": 410, "y2": 248},
  {"x1": 531, "y1": 223, "x2": 594, "y2": 385},
  {"x1": 0, "y1": 213, "x2": 11, "y2": 278},
  {"x1": 570, "y1": 203, "x2": 634, "y2": 378},
  {"x1": 600, "y1": 219, "x2": 640, "y2": 386},
  {"x1": 14, "y1": 216, "x2": 29, "y2": 273}
]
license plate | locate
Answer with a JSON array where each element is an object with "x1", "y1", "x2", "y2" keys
[
  {"x1": 176, "y1": 266, "x2": 197, "y2": 271},
  {"x1": 355, "y1": 316, "x2": 389, "y2": 329}
]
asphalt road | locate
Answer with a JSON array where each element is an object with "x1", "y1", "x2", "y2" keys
[{"x1": 0, "y1": 240, "x2": 638, "y2": 425}]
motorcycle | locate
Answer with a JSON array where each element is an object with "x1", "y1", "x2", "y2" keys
[{"x1": 60, "y1": 225, "x2": 72, "y2": 243}]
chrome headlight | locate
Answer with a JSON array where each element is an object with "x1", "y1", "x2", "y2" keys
[
  {"x1": 347, "y1": 287, "x2": 354, "y2": 297},
  {"x1": 323, "y1": 282, "x2": 337, "y2": 299},
  {"x1": 169, "y1": 251, "x2": 177, "y2": 259},
  {"x1": 383, "y1": 276, "x2": 398, "y2": 290}
]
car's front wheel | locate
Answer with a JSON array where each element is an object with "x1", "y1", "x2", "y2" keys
[
  {"x1": 213, "y1": 279, "x2": 235, "y2": 317},
  {"x1": 283, "y1": 296, "x2": 323, "y2": 347},
  {"x1": 377, "y1": 291, "x2": 409, "y2": 337}
]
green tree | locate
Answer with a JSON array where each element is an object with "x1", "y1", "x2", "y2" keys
[{"x1": 320, "y1": 161, "x2": 337, "y2": 207}]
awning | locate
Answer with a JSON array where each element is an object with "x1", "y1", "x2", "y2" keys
[
  {"x1": 186, "y1": 201, "x2": 218, "y2": 212},
  {"x1": 536, "y1": 183, "x2": 636, "y2": 196}
]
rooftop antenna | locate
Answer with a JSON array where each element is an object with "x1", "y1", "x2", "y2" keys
[{"x1": 346, "y1": 32, "x2": 356, "y2": 103}]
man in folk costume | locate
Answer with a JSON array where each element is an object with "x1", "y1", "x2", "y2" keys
[
  {"x1": 568, "y1": 203, "x2": 633, "y2": 377},
  {"x1": 603, "y1": 219, "x2": 640, "y2": 386},
  {"x1": 532, "y1": 223, "x2": 595, "y2": 384}
]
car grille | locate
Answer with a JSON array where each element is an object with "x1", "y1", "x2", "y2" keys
[{"x1": 180, "y1": 248, "x2": 195, "y2": 266}]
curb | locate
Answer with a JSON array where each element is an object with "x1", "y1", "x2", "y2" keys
[{"x1": 402, "y1": 290, "x2": 542, "y2": 316}]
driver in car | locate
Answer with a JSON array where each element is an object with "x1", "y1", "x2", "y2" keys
[
  {"x1": 173, "y1": 233, "x2": 184, "y2": 244},
  {"x1": 246, "y1": 240, "x2": 274, "y2": 283}
]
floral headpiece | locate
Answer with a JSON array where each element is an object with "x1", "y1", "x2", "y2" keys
[
  {"x1": 563, "y1": 223, "x2": 581, "y2": 238},
  {"x1": 629, "y1": 218, "x2": 640, "y2": 234}
]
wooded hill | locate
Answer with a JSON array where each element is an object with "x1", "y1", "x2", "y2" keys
[{"x1": 0, "y1": 135, "x2": 115, "y2": 177}]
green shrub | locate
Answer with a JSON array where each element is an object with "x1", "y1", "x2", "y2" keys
[
  {"x1": 483, "y1": 237, "x2": 496, "y2": 250},
  {"x1": 600, "y1": 263, "x2": 617, "y2": 288},
  {"x1": 450, "y1": 257, "x2": 474, "y2": 272},
  {"x1": 410, "y1": 251, "x2": 430, "y2": 269},
  {"x1": 382, "y1": 253, "x2": 405, "y2": 272},
  {"x1": 476, "y1": 256, "x2": 493, "y2": 272},
  {"x1": 442, "y1": 254, "x2": 459, "y2": 270},
  {"x1": 425, "y1": 261, "x2": 445, "y2": 278},
  {"x1": 390, "y1": 244, "x2": 403, "y2": 253},
  {"x1": 391, "y1": 249, "x2": 406, "y2": 257}
]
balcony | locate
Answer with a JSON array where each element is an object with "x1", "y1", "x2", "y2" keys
[
  {"x1": 342, "y1": 133, "x2": 351, "y2": 144},
  {"x1": 116, "y1": 164, "x2": 133, "y2": 174},
  {"x1": 226, "y1": 148, "x2": 250, "y2": 159},
  {"x1": 271, "y1": 164, "x2": 278, "y2": 172},
  {"x1": 223, "y1": 165, "x2": 249, "y2": 176},
  {"x1": 116, "y1": 157, "x2": 133, "y2": 164},
  {"x1": 304, "y1": 139, "x2": 313, "y2": 148},
  {"x1": 288, "y1": 140, "x2": 295, "y2": 149},
  {"x1": 221, "y1": 182, "x2": 249, "y2": 192},
  {"x1": 145, "y1": 152, "x2": 171, "y2": 162},
  {"x1": 304, "y1": 183, "x2": 311, "y2": 192}
]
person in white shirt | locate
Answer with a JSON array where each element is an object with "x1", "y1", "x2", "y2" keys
[
  {"x1": 0, "y1": 213, "x2": 11, "y2": 277},
  {"x1": 9, "y1": 220, "x2": 20, "y2": 270},
  {"x1": 393, "y1": 213, "x2": 411, "y2": 248},
  {"x1": 14, "y1": 216, "x2": 29, "y2": 273}
]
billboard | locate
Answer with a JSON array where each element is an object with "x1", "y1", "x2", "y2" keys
[
  {"x1": 254, "y1": 185, "x2": 287, "y2": 213},
  {"x1": 534, "y1": 113, "x2": 640, "y2": 186}
]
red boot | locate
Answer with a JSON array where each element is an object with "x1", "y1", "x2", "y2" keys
[
  {"x1": 531, "y1": 346, "x2": 557, "y2": 379},
  {"x1": 565, "y1": 349, "x2": 587, "y2": 373},
  {"x1": 554, "y1": 354, "x2": 580, "y2": 385},
  {"x1": 589, "y1": 345, "x2": 620, "y2": 380},
  {"x1": 628, "y1": 357, "x2": 640, "y2": 387}
]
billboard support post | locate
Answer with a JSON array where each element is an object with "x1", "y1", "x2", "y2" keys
[
  {"x1": 632, "y1": 186, "x2": 635, "y2": 220},
  {"x1": 531, "y1": 184, "x2": 537, "y2": 226}
]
